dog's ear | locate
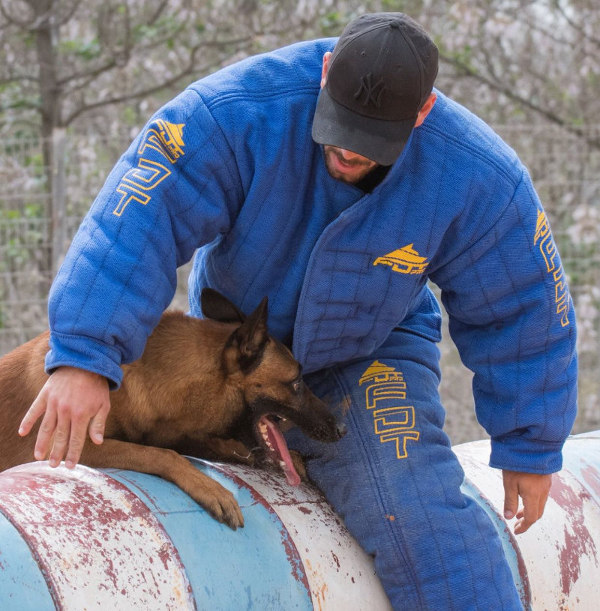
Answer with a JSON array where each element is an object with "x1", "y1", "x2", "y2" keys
[
  {"x1": 228, "y1": 297, "x2": 269, "y2": 373},
  {"x1": 201, "y1": 288, "x2": 246, "y2": 323}
]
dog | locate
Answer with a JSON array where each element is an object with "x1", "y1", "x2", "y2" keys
[{"x1": 0, "y1": 289, "x2": 346, "y2": 529}]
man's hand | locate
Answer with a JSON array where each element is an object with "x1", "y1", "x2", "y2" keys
[
  {"x1": 18, "y1": 366, "x2": 110, "y2": 469},
  {"x1": 502, "y1": 469, "x2": 553, "y2": 534}
]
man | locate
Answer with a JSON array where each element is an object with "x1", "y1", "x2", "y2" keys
[{"x1": 20, "y1": 13, "x2": 577, "y2": 609}]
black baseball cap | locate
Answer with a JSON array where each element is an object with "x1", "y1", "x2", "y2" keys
[{"x1": 312, "y1": 13, "x2": 438, "y2": 166}]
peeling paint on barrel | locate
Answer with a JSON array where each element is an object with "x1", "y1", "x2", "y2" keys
[
  {"x1": 214, "y1": 461, "x2": 391, "y2": 610},
  {"x1": 550, "y1": 472, "x2": 598, "y2": 597},
  {"x1": 0, "y1": 463, "x2": 194, "y2": 609},
  {"x1": 0, "y1": 460, "x2": 385, "y2": 610},
  {"x1": 1, "y1": 432, "x2": 599, "y2": 610},
  {"x1": 106, "y1": 463, "x2": 316, "y2": 609},
  {"x1": 454, "y1": 432, "x2": 600, "y2": 610}
]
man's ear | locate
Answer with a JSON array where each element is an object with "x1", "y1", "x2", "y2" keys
[
  {"x1": 321, "y1": 51, "x2": 332, "y2": 88},
  {"x1": 414, "y1": 92, "x2": 437, "y2": 127}
]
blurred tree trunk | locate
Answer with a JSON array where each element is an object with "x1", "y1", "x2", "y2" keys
[
  {"x1": 0, "y1": 0, "x2": 343, "y2": 274},
  {"x1": 32, "y1": 1, "x2": 64, "y2": 274}
]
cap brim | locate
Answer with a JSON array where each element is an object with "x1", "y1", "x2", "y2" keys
[{"x1": 312, "y1": 87, "x2": 415, "y2": 166}]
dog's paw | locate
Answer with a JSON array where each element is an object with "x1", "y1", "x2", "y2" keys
[
  {"x1": 202, "y1": 487, "x2": 245, "y2": 530},
  {"x1": 216, "y1": 495, "x2": 245, "y2": 530},
  {"x1": 183, "y1": 467, "x2": 245, "y2": 530}
]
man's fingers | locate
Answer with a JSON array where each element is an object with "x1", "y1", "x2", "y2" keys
[
  {"x1": 503, "y1": 471, "x2": 553, "y2": 534},
  {"x1": 539, "y1": 485, "x2": 550, "y2": 517},
  {"x1": 19, "y1": 367, "x2": 112, "y2": 470},
  {"x1": 47, "y1": 405, "x2": 71, "y2": 468},
  {"x1": 18, "y1": 393, "x2": 48, "y2": 437},
  {"x1": 64, "y1": 393, "x2": 110, "y2": 466},
  {"x1": 33, "y1": 403, "x2": 57, "y2": 461},
  {"x1": 503, "y1": 479, "x2": 519, "y2": 520},
  {"x1": 63, "y1": 401, "x2": 102, "y2": 468},
  {"x1": 514, "y1": 494, "x2": 539, "y2": 534},
  {"x1": 88, "y1": 408, "x2": 108, "y2": 445},
  {"x1": 64, "y1": 421, "x2": 88, "y2": 469}
]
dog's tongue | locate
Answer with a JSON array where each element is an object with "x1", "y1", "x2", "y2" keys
[{"x1": 261, "y1": 416, "x2": 301, "y2": 486}]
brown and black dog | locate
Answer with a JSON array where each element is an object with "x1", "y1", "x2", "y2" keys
[{"x1": 0, "y1": 289, "x2": 345, "y2": 529}]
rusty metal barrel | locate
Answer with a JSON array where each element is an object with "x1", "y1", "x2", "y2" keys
[
  {"x1": 455, "y1": 430, "x2": 600, "y2": 610},
  {"x1": 0, "y1": 431, "x2": 598, "y2": 610},
  {"x1": 0, "y1": 456, "x2": 391, "y2": 610}
]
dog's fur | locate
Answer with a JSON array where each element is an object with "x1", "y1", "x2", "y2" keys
[{"x1": 0, "y1": 289, "x2": 345, "y2": 529}]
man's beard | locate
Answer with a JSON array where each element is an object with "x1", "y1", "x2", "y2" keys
[{"x1": 323, "y1": 146, "x2": 378, "y2": 184}]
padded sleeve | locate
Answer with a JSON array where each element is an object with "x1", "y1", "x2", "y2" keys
[
  {"x1": 432, "y1": 171, "x2": 577, "y2": 473},
  {"x1": 45, "y1": 89, "x2": 242, "y2": 388}
]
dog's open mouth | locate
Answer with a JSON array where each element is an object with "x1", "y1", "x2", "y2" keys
[{"x1": 256, "y1": 415, "x2": 301, "y2": 486}]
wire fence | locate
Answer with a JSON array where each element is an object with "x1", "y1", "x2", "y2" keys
[{"x1": 1, "y1": 125, "x2": 599, "y2": 443}]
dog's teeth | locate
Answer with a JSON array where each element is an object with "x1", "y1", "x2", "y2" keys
[
  {"x1": 260, "y1": 427, "x2": 273, "y2": 449},
  {"x1": 279, "y1": 460, "x2": 286, "y2": 469}
]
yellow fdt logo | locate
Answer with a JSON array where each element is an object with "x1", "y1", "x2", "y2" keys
[
  {"x1": 113, "y1": 120, "x2": 185, "y2": 216},
  {"x1": 534, "y1": 209, "x2": 570, "y2": 327},
  {"x1": 373, "y1": 244, "x2": 429, "y2": 275},
  {"x1": 359, "y1": 361, "x2": 419, "y2": 459}
]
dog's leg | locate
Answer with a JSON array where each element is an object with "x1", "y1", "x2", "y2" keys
[{"x1": 80, "y1": 439, "x2": 244, "y2": 529}]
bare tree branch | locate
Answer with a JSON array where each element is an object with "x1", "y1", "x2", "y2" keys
[
  {"x1": 62, "y1": 36, "x2": 255, "y2": 125},
  {"x1": 52, "y1": 0, "x2": 83, "y2": 29},
  {"x1": 0, "y1": 74, "x2": 38, "y2": 85},
  {"x1": 0, "y1": 0, "x2": 35, "y2": 28},
  {"x1": 58, "y1": 58, "x2": 119, "y2": 88},
  {"x1": 59, "y1": 11, "x2": 193, "y2": 89},
  {"x1": 61, "y1": 27, "x2": 260, "y2": 95},
  {"x1": 440, "y1": 52, "x2": 600, "y2": 150},
  {"x1": 552, "y1": 0, "x2": 600, "y2": 49},
  {"x1": 147, "y1": 0, "x2": 169, "y2": 27},
  {"x1": 2, "y1": 98, "x2": 40, "y2": 111}
]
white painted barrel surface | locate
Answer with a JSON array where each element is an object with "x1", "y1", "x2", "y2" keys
[{"x1": 0, "y1": 431, "x2": 598, "y2": 610}]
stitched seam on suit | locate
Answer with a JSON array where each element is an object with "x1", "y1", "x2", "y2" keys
[
  {"x1": 203, "y1": 85, "x2": 319, "y2": 111},
  {"x1": 431, "y1": 171, "x2": 525, "y2": 284},
  {"x1": 330, "y1": 365, "x2": 427, "y2": 609},
  {"x1": 421, "y1": 121, "x2": 519, "y2": 186}
]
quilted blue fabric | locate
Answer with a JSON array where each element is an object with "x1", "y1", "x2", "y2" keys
[{"x1": 46, "y1": 38, "x2": 576, "y2": 474}]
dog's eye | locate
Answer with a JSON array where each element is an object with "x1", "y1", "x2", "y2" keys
[{"x1": 292, "y1": 380, "x2": 302, "y2": 394}]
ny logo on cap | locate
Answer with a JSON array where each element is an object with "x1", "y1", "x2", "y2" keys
[{"x1": 354, "y1": 73, "x2": 386, "y2": 108}]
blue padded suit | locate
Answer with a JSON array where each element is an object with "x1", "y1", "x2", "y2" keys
[{"x1": 46, "y1": 40, "x2": 577, "y2": 609}]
